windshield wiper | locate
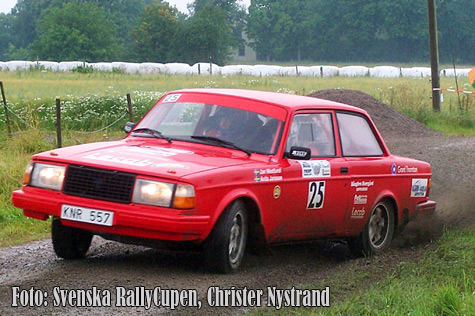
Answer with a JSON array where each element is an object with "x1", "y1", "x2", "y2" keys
[
  {"x1": 131, "y1": 128, "x2": 172, "y2": 143},
  {"x1": 191, "y1": 136, "x2": 251, "y2": 156}
]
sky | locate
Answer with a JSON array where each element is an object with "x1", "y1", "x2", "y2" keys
[
  {"x1": 0, "y1": 0, "x2": 17, "y2": 14},
  {"x1": 0, "y1": 0, "x2": 251, "y2": 14}
]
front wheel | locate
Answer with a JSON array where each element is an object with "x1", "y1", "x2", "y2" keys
[
  {"x1": 348, "y1": 200, "x2": 395, "y2": 257},
  {"x1": 204, "y1": 200, "x2": 248, "y2": 274},
  {"x1": 52, "y1": 218, "x2": 93, "y2": 259}
]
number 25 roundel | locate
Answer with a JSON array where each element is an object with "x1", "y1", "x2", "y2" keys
[{"x1": 307, "y1": 181, "x2": 325, "y2": 209}]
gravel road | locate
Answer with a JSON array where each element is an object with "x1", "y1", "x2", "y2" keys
[{"x1": 0, "y1": 90, "x2": 473, "y2": 316}]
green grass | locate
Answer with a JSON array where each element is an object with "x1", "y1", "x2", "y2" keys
[
  {"x1": 378, "y1": 82, "x2": 475, "y2": 136},
  {"x1": 251, "y1": 229, "x2": 475, "y2": 316},
  {"x1": 323, "y1": 231, "x2": 475, "y2": 316},
  {"x1": 0, "y1": 131, "x2": 51, "y2": 246}
]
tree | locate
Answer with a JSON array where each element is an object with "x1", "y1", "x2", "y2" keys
[
  {"x1": 179, "y1": 4, "x2": 234, "y2": 65},
  {"x1": 192, "y1": 0, "x2": 246, "y2": 52},
  {"x1": 248, "y1": 0, "x2": 434, "y2": 63},
  {"x1": 9, "y1": 0, "x2": 61, "y2": 50},
  {"x1": 132, "y1": 2, "x2": 183, "y2": 62},
  {"x1": 89, "y1": 0, "x2": 158, "y2": 60},
  {"x1": 247, "y1": 0, "x2": 314, "y2": 61},
  {"x1": 5, "y1": 0, "x2": 154, "y2": 61},
  {"x1": 32, "y1": 2, "x2": 119, "y2": 62},
  {"x1": 0, "y1": 14, "x2": 14, "y2": 60},
  {"x1": 246, "y1": 0, "x2": 278, "y2": 61},
  {"x1": 438, "y1": 0, "x2": 475, "y2": 63}
]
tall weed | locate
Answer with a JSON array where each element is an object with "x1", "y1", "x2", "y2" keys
[{"x1": 379, "y1": 83, "x2": 474, "y2": 136}]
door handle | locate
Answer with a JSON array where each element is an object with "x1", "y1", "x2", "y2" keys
[{"x1": 340, "y1": 167, "x2": 348, "y2": 174}]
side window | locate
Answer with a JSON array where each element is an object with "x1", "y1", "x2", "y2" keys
[
  {"x1": 285, "y1": 113, "x2": 335, "y2": 157},
  {"x1": 336, "y1": 112, "x2": 383, "y2": 156}
]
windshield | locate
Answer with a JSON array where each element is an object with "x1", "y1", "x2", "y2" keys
[{"x1": 133, "y1": 102, "x2": 284, "y2": 155}]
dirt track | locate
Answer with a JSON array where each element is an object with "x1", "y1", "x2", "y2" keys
[{"x1": 0, "y1": 90, "x2": 474, "y2": 315}]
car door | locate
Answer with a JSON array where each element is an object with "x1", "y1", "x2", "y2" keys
[
  {"x1": 335, "y1": 111, "x2": 389, "y2": 234},
  {"x1": 269, "y1": 111, "x2": 350, "y2": 242}
]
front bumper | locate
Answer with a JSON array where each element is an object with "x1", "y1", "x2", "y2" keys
[{"x1": 12, "y1": 187, "x2": 211, "y2": 242}]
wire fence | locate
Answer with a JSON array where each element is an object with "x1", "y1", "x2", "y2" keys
[
  {"x1": 1, "y1": 81, "x2": 164, "y2": 147},
  {"x1": 1, "y1": 85, "x2": 158, "y2": 148}
]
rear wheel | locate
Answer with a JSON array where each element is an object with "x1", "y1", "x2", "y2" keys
[
  {"x1": 52, "y1": 218, "x2": 93, "y2": 259},
  {"x1": 348, "y1": 200, "x2": 395, "y2": 257},
  {"x1": 204, "y1": 200, "x2": 248, "y2": 273}
]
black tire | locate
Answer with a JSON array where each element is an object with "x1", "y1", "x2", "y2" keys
[
  {"x1": 52, "y1": 218, "x2": 93, "y2": 260},
  {"x1": 204, "y1": 200, "x2": 248, "y2": 274},
  {"x1": 348, "y1": 200, "x2": 395, "y2": 257}
]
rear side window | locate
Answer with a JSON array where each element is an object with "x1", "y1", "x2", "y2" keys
[{"x1": 337, "y1": 113, "x2": 383, "y2": 156}]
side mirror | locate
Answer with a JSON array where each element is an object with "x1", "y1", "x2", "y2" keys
[
  {"x1": 286, "y1": 146, "x2": 311, "y2": 160},
  {"x1": 124, "y1": 121, "x2": 136, "y2": 133}
]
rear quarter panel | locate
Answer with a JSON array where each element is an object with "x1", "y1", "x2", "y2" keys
[{"x1": 343, "y1": 155, "x2": 432, "y2": 234}]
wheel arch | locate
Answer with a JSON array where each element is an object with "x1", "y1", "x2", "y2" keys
[
  {"x1": 208, "y1": 189, "x2": 266, "y2": 247},
  {"x1": 376, "y1": 194, "x2": 399, "y2": 230}
]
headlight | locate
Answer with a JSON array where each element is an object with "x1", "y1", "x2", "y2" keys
[
  {"x1": 132, "y1": 179, "x2": 195, "y2": 209},
  {"x1": 133, "y1": 179, "x2": 174, "y2": 207},
  {"x1": 29, "y1": 163, "x2": 66, "y2": 191}
]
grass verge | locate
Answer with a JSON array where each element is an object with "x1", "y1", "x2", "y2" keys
[{"x1": 251, "y1": 228, "x2": 475, "y2": 316}]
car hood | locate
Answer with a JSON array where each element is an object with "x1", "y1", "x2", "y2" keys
[{"x1": 33, "y1": 138, "x2": 255, "y2": 179}]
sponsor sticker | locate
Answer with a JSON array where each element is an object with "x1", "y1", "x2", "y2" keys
[
  {"x1": 411, "y1": 178, "x2": 428, "y2": 197},
  {"x1": 350, "y1": 207, "x2": 366, "y2": 219},
  {"x1": 397, "y1": 165, "x2": 418, "y2": 174},
  {"x1": 83, "y1": 153, "x2": 155, "y2": 167},
  {"x1": 353, "y1": 194, "x2": 368, "y2": 205},
  {"x1": 253, "y1": 169, "x2": 261, "y2": 182},
  {"x1": 254, "y1": 168, "x2": 283, "y2": 182},
  {"x1": 351, "y1": 180, "x2": 374, "y2": 192},
  {"x1": 273, "y1": 186, "x2": 281, "y2": 199},
  {"x1": 126, "y1": 147, "x2": 193, "y2": 157},
  {"x1": 298, "y1": 160, "x2": 331, "y2": 178},
  {"x1": 391, "y1": 163, "x2": 397, "y2": 175},
  {"x1": 291, "y1": 149, "x2": 309, "y2": 159}
]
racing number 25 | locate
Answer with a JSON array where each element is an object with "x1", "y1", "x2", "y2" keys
[{"x1": 307, "y1": 181, "x2": 325, "y2": 209}]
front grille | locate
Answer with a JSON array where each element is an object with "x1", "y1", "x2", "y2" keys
[{"x1": 64, "y1": 165, "x2": 136, "y2": 204}]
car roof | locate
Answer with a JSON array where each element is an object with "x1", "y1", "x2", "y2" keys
[{"x1": 171, "y1": 88, "x2": 367, "y2": 114}]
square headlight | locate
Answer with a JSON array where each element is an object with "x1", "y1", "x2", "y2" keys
[
  {"x1": 132, "y1": 179, "x2": 174, "y2": 207},
  {"x1": 30, "y1": 163, "x2": 66, "y2": 191}
]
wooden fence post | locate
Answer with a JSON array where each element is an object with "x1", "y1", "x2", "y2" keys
[
  {"x1": 56, "y1": 99, "x2": 62, "y2": 148},
  {"x1": 0, "y1": 81, "x2": 12, "y2": 135},
  {"x1": 126, "y1": 93, "x2": 134, "y2": 122}
]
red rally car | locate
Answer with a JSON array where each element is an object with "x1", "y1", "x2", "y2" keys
[{"x1": 12, "y1": 89, "x2": 436, "y2": 273}]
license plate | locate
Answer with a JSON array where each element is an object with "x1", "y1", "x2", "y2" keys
[{"x1": 61, "y1": 204, "x2": 114, "y2": 227}]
